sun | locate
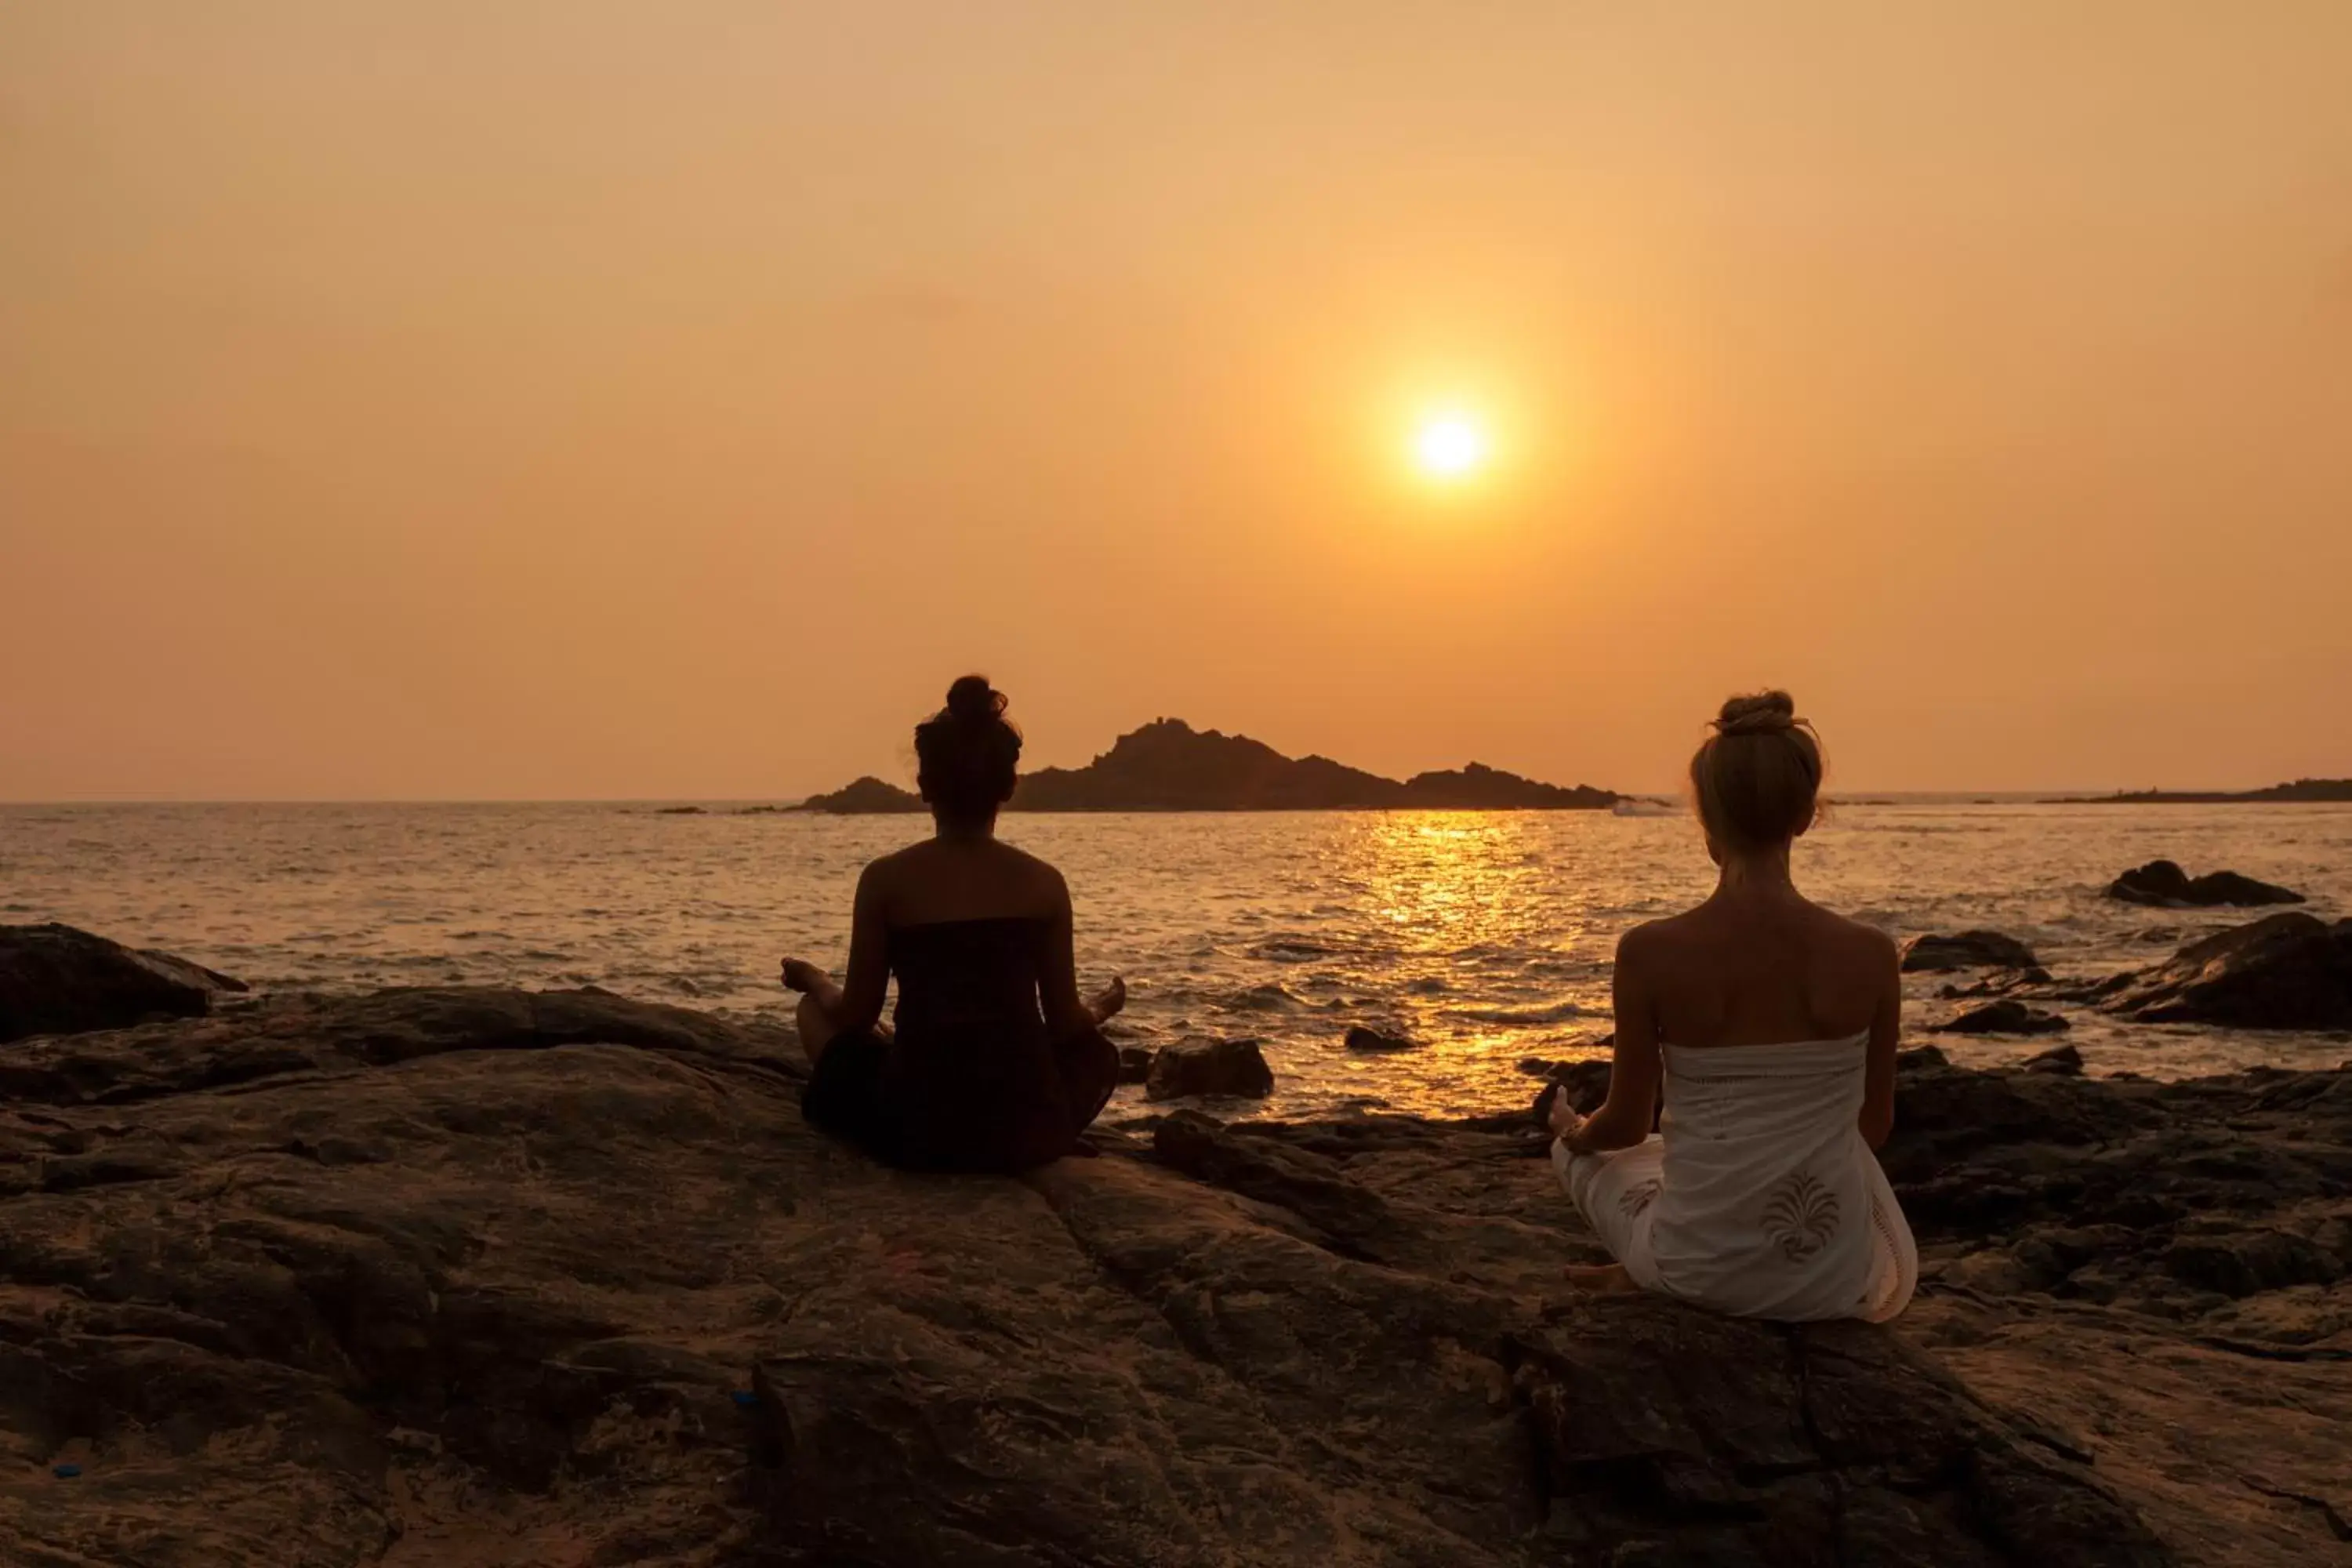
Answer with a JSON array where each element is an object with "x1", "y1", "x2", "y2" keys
[{"x1": 1412, "y1": 413, "x2": 1490, "y2": 481}]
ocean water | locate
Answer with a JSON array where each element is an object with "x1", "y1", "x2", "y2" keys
[{"x1": 3, "y1": 801, "x2": 2347, "y2": 1119}]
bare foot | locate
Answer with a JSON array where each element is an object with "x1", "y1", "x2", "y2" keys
[
  {"x1": 780, "y1": 958, "x2": 826, "y2": 994},
  {"x1": 1091, "y1": 976, "x2": 1127, "y2": 1022},
  {"x1": 1564, "y1": 1262, "x2": 1640, "y2": 1294},
  {"x1": 1546, "y1": 1089, "x2": 1583, "y2": 1142}
]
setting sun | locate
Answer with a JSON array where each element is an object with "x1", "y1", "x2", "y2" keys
[{"x1": 1412, "y1": 414, "x2": 1490, "y2": 481}]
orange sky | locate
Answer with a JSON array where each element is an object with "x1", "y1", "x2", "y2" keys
[{"x1": 5, "y1": 4, "x2": 2349, "y2": 800}]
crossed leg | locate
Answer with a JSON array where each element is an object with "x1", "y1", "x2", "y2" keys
[{"x1": 1548, "y1": 1090, "x2": 1642, "y2": 1294}]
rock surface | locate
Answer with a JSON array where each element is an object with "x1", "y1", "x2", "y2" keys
[
  {"x1": 2103, "y1": 913, "x2": 2352, "y2": 1029},
  {"x1": 0, "y1": 923, "x2": 247, "y2": 1044},
  {"x1": 1345, "y1": 1024, "x2": 1421, "y2": 1054},
  {"x1": 1446, "y1": 1044, "x2": 2352, "y2": 1564},
  {"x1": 1142, "y1": 1035, "x2": 1276, "y2": 1100},
  {"x1": 1900, "y1": 931, "x2": 2040, "y2": 973},
  {"x1": 0, "y1": 986, "x2": 2278, "y2": 1565},
  {"x1": 2108, "y1": 860, "x2": 2307, "y2": 908}
]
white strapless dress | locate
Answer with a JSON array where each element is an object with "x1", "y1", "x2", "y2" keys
[{"x1": 1552, "y1": 1033, "x2": 1917, "y2": 1323}]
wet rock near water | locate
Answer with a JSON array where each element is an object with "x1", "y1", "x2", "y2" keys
[
  {"x1": 2108, "y1": 859, "x2": 2307, "y2": 909},
  {"x1": 1878, "y1": 1048, "x2": 2352, "y2": 1323},
  {"x1": 1141, "y1": 1035, "x2": 1276, "y2": 1100},
  {"x1": 1933, "y1": 999, "x2": 2072, "y2": 1036},
  {"x1": 0, "y1": 922, "x2": 247, "y2": 1045},
  {"x1": 1900, "y1": 930, "x2": 2041, "y2": 973},
  {"x1": 1935, "y1": 966, "x2": 2056, "y2": 1000},
  {"x1": 1344, "y1": 1023, "x2": 1421, "y2": 1054},
  {"x1": 0, "y1": 983, "x2": 2229, "y2": 1565},
  {"x1": 2102, "y1": 912, "x2": 2352, "y2": 1029}
]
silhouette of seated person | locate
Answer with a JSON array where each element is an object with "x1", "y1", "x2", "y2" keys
[{"x1": 783, "y1": 677, "x2": 1125, "y2": 1173}]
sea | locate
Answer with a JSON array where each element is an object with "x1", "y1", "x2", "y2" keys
[{"x1": 5, "y1": 800, "x2": 2347, "y2": 1120}]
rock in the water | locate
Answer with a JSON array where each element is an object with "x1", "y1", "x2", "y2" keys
[
  {"x1": 0, "y1": 922, "x2": 246, "y2": 1044},
  {"x1": 794, "y1": 775, "x2": 926, "y2": 814},
  {"x1": 2102, "y1": 912, "x2": 2352, "y2": 1029},
  {"x1": 1115, "y1": 1044, "x2": 1156, "y2": 1084},
  {"x1": 2022, "y1": 1042, "x2": 2085, "y2": 1075},
  {"x1": 0, "y1": 985, "x2": 2297, "y2": 1563},
  {"x1": 1934, "y1": 1000, "x2": 2072, "y2": 1036},
  {"x1": 1937, "y1": 966, "x2": 2056, "y2": 999},
  {"x1": 1901, "y1": 930, "x2": 2040, "y2": 972},
  {"x1": 1344, "y1": 1024, "x2": 1420, "y2": 1054},
  {"x1": 2107, "y1": 859, "x2": 2305, "y2": 908},
  {"x1": 1143, "y1": 1036, "x2": 1275, "y2": 1100}
]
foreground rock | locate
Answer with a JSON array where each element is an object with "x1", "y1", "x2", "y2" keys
[
  {"x1": 0, "y1": 922, "x2": 246, "y2": 1044},
  {"x1": 1900, "y1": 930, "x2": 2040, "y2": 972},
  {"x1": 1461, "y1": 1044, "x2": 2352, "y2": 1563},
  {"x1": 2108, "y1": 860, "x2": 2306, "y2": 908},
  {"x1": 0, "y1": 987, "x2": 2215, "y2": 1565},
  {"x1": 2103, "y1": 912, "x2": 2352, "y2": 1029}
]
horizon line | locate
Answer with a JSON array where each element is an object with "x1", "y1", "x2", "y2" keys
[{"x1": 3, "y1": 788, "x2": 2342, "y2": 808}]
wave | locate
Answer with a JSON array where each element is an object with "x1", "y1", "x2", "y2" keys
[
  {"x1": 1450, "y1": 1000, "x2": 1593, "y2": 1026},
  {"x1": 1248, "y1": 935, "x2": 1380, "y2": 963},
  {"x1": 1221, "y1": 982, "x2": 1312, "y2": 1013}
]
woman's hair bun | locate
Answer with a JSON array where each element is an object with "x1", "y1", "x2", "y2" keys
[
  {"x1": 1713, "y1": 690, "x2": 1798, "y2": 739},
  {"x1": 1690, "y1": 689, "x2": 1823, "y2": 850},
  {"x1": 945, "y1": 674, "x2": 1007, "y2": 723},
  {"x1": 917, "y1": 675, "x2": 1022, "y2": 826}
]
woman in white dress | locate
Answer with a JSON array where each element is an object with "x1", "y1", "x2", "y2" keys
[{"x1": 1543, "y1": 691, "x2": 1916, "y2": 1323}]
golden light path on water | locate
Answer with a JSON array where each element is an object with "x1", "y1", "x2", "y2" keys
[{"x1": 5, "y1": 802, "x2": 2349, "y2": 1120}]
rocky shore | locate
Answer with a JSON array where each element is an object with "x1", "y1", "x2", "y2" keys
[{"x1": 0, "y1": 950, "x2": 2344, "y2": 1564}]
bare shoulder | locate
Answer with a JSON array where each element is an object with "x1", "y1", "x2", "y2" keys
[
  {"x1": 855, "y1": 846, "x2": 915, "y2": 893},
  {"x1": 1817, "y1": 908, "x2": 1900, "y2": 970},
  {"x1": 1614, "y1": 916, "x2": 1682, "y2": 969},
  {"x1": 993, "y1": 840, "x2": 1072, "y2": 902},
  {"x1": 862, "y1": 841, "x2": 924, "y2": 879}
]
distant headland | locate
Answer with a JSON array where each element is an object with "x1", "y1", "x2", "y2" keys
[
  {"x1": 796, "y1": 718, "x2": 1621, "y2": 814},
  {"x1": 2041, "y1": 779, "x2": 2352, "y2": 805}
]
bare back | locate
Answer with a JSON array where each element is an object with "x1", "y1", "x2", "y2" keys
[
  {"x1": 1578, "y1": 884, "x2": 1903, "y2": 1155},
  {"x1": 865, "y1": 837, "x2": 1067, "y2": 927},
  {"x1": 835, "y1": 835, "x2": 1095, "y2": 1040},
  {"x1": 1625, "y1": 894, "x2": 1895, "y2": 1049}
]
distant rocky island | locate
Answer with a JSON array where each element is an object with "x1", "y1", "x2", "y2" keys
[
  {"x1": 797, "y1": 718, "x2": 1620, "y2": 814},
  {"x1": 2044, "y1": 778, "x2": 2352, "y2": 805}
]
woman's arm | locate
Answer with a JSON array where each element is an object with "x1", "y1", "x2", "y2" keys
[
  {"x1": 1858, "y1": 934, "x2": 1901, "y2": 1149},
  {"x1": 1037, "y1": 869, "x2": 1127, "y2": 1035},
  {"x1": 1039, "y1": 871, "x2": 1095, "y2": 1037},
  {"x1": 822, "y1": 862, "x2": 891, "y2": 1033},
  {"x1": 778, "y1": 863, "x2": 891, "y2": 1033},
  {"x1": 1563, "y1": 928, "x2": 1664, "y2": 1155}
]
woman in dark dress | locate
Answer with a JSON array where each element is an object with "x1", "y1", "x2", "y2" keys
[{"x1": 781, "y1": 677, "x2": 1127, "y2": 1173}]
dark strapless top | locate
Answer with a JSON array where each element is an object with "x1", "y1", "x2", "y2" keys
[
  {"x1": 800, "y1": 916, "x2": 1116, "y2": 1174},
  {"x1": 887, "y1": 915, "x2": 1052, "y2": 1047}
]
